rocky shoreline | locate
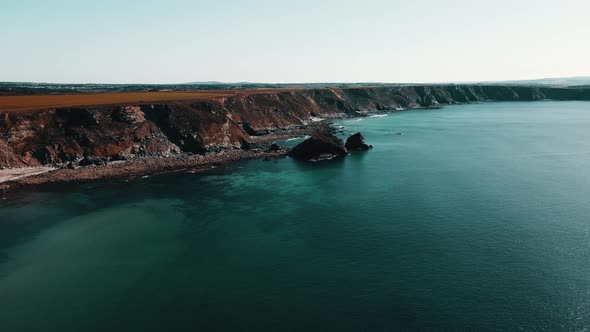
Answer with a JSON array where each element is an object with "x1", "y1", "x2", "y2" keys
[
  {"x1": 0, "y1": 148, "x2": 288, "y2": 194},
  {"x1": 0, "y1": 128, "x2": 310, "y2": 194},
  {"x1": 0, "y1": 122, "x2": 368, "y2": 194}
]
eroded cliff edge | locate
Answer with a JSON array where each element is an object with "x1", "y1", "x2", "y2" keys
[{"x1": 1, "y1": 84, "x2": 590, "y2": 169}]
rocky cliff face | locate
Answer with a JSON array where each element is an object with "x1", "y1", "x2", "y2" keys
[
  {"x1": 1, "y1": 85, "x2": 589, "y2": 168},
  {"x1": 0, "y1": 138, "x2": 29, "y2": 168}
]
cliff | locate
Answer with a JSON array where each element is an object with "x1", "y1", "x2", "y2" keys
[{"x1": 1, "y1": 85, "x2": 590, "y2": 169}]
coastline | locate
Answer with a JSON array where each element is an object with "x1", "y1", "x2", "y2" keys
[
  {"x1": 0, "y1": 109, "x2": 335, "y2": 194},
  {"x1": 0, "y1": 100, "x2": 564, "y2": 194},
  {"x1": 3, "y1": 83, "x2": 590, "y2": 194},
  {"x1": 0, "y1": 129, "x2": 309, "y2": 194},
  {"x1": 0, "y1": 148, "x2": 289, "y2": 194},
  {"x1": 0, "y1": 115, "x2": 352, "y2": 194}
]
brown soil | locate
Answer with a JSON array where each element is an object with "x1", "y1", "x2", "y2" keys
[{"x1": 0, "y1": 88, "x2": 303, "y2": 113}]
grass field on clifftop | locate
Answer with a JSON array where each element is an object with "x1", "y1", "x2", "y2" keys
[{"x1": 0, "y1": 89, "x2": 300, "y2": 113}]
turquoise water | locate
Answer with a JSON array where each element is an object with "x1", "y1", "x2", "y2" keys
[{"x1": 2, "y1": 101, "x2": 590, "y2": 331}]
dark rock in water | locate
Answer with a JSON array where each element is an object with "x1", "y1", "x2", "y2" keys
[
  {"x1": 287, "y1": 126, "x2": 348, "y2": 161},
  {"x1": 345, "y1": 132, "x2": 372, "y2": 151},
  {"x1": 268, "y1": 143, "x2": 281, "y2": 152}
]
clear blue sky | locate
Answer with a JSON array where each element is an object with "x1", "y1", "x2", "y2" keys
[{"x1": 2, "y1": 0, "x2": 589, "y2": 83}]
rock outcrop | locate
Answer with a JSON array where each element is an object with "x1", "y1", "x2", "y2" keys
[
  {"x1": 268, "y1": 143, "x2": 282, "y2": 152},
  {"x1": 0, "y1": 138, "x2": 28, "y2": 168},
  {"x1": 287, "y1": 126, "x2": 348, "y2": 161},
  {"x1": 345, "y1": 133, "x2": 372, "y2": 151}
]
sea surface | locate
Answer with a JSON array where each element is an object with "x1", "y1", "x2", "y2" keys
[{"x1": 2, "y1": 101, "x2": 590, "y2": 331}]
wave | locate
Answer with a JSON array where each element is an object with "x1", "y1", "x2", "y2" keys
[{"x1": 370, "y1": 114, "x2": 388, "y2": 118}]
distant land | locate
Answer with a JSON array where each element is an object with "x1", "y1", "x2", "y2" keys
[
  {"x1": 489, "y1": 76, "x2": 590, "y2": 87},
  {"x1": 1, "y1": 77, "x2": 589, "y2": 95}
]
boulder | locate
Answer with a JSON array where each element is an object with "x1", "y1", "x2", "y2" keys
[
  {"x1": 241, "y1": 122, "x2": 270, "y2": 136},
  {"x1": 112, "y1": 106, "x2": 146, "y2": 125},
  {"x1": 345, "y1": 132, "x2": 372, "y2": 151},
  {"x1": 268, "y1": 143, "x2": 282, "y2": 152},
  {"x1": 287, "y1": 126, "x2": 348, "y2": 161}
]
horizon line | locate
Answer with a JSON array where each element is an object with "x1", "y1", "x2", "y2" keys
[{"x1": 2, "y1": 75, "x2": 590, "y2": 86}]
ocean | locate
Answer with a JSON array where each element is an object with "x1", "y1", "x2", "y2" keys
[{"x1": 1, "y1": 101, "x2": 590, "y2": 331}]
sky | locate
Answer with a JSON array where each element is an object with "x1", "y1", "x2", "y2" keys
[{"x1": 1, "y1": 0, "x2": 589, "y2": 84}]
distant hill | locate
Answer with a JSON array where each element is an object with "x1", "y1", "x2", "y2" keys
[
  {"x1": 493, "y1": 77, "x2": 590, "y2": 87},
  {"x1": 2, "y1": 77, "x2": 590, "y2": 95},
  {"x1": 184, "y1": 81, "x2": 227, "y2": 85}
]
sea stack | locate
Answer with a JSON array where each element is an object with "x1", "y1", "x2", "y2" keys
[
  {"x1": 287, "y1": 126, "x2": 348, "y2": 161},
  {"x1": 345, "y1": 132, "x2": 373, "y2": 151}
]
